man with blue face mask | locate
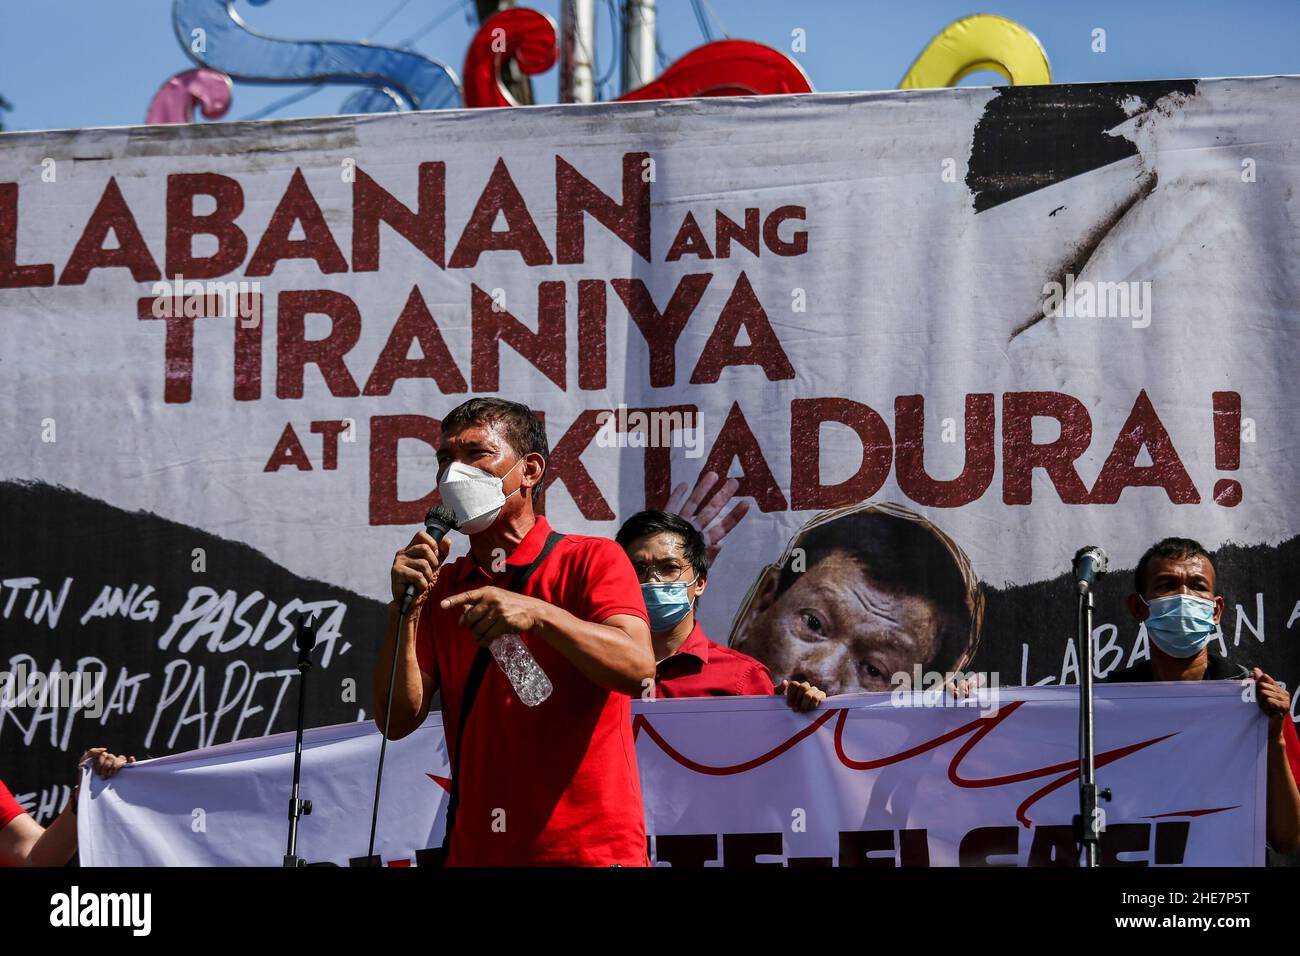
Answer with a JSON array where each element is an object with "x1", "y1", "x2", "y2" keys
[
  {"x1": 1107, "y1": 537, "x2": 1300, "y2": 856},
  {"x1": 616, "y1": 511, "x2": 826, "y2": 711}
]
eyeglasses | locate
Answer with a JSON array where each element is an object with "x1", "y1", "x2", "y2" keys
[{"x1": 631, "y1": 560, "x2": 694, "y2": 583}]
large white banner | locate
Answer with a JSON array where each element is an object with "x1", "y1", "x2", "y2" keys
[
  {"x1": 4, "y1": 76, "x2": 1299, "y2": 816},
  {"x1": 79, "y1": 683, "x2": 1267, "y2": 867}
]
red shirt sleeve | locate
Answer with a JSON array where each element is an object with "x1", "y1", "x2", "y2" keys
[
  {"x1": 0, "y1": 778, "x2": 27, "y2": 831},
  {"x1": 743, "y1": 661, "x2": 776, "y2": 696},
  {"x1": 576, "y1": 537, "x2": 650, "y2": 625},
  {"x1": 1282, "y1": 719, "x2": 1300, "y2": 785}
]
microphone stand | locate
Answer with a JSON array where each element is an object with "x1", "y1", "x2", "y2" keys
[
  {"x1": 284, "y1": 611, "x2": 316, "y2": 867},
  {"x1": 366, "y1": 596, "x2": 410, "y2": 863},
  {"x1": 365, "y1": 506, "x2": 455, "y2": 864},
  {"x1": 1073, "y1": 573, "x2": 1111, "y2": 867}
]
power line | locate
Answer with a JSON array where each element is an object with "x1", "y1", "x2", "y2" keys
[
  {"x1": 239, "y1": 84, "x2": 328, "y2": 122},
  {"x1": 364, "y1": 0, "x2": 418, "y2": 41},
  {"x1": 688, "y1": 0, "x2": 713, "y2": 42},
  {"x1": 399, "y1": 0, "x2": 476, "y2": 47},
  {"x1": 692, "y1": 0, "x2": 728, "y2": 41}
]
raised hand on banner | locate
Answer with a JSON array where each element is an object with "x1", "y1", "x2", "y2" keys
[
  {"x1": 0, "y1": 747, "x2": 135, "y2": 867},
  {"x1": 945, "y1": 673, "x2": 986, "y2": 701},
  {"x1": 666, "y1": 471, "x2": 750, "y2": 563},
  {"x1": 1251, "y1": 668, "x2": 1292, "y2": 732},
  {"x1": 777, "y1": 679, "x2": 827, "y2": 712},
  {"x1": 79, "y1": 747, "x2": 135, "y2": 779}
]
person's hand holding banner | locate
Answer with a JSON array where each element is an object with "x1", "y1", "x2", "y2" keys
[
  {"x1": 777, "y1": 679, "x2": 827, "y2": 711},
  {"x1": 1252, "y1": 668, "x2": 1293, "y2": 732}
]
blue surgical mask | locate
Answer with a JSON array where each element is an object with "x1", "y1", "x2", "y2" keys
[
  {"x1": 1140, "y1": 593, "x2": 1219, "y2": 658},
  {"x1": 641, "y1": 577, "x2": 697, "y2": 632}
]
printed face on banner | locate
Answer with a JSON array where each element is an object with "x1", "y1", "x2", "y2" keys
[
  {"x1": 730, "y1": 503, "x2": 981, "y2": 693},
  {"x1": 739, "y1": 552, "x2": 940, "y2": 692}
]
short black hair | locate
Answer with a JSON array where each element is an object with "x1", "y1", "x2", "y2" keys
[
  {"x1": 440, "y1": 398, "x2": 548, "y2": 500},
  {"x1": 615, "y1": 510, "x2": 709, "y2": 581},
  {"x1": 774, "y1": 509, "x2": 975, "y2": 673},
  {"x1": 1134, "y1": 537, "x2": 1215, "y2": 595}
]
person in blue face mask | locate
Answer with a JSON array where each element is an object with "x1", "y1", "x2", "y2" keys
[
  {"x1": 1107, "y1": 537, "x2": 1300, "y2": 856},
  {"x1": 615, "y1": 510, "x2": 826, "y2": 710}
]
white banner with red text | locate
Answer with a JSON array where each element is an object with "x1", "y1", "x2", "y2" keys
[{"x1": 78, "y1": 682, "x2": 1267, "y2": 867}]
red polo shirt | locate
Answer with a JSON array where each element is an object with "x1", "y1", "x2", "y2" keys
[
  {"x1": 653, "y1": 621, "x2": 775, "y2": 698},
  {"x1": 0, "y1": 778, "x2": 25, "y2": 831},
  {"x1": 0, "y1": 778, "x2": 26, "y2": 869},
  {"x1": 415, "y1": 515, "x2": 651, "y2": 866}
]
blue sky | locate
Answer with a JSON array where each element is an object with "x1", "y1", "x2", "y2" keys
[{"x1": 1, "y1": 0, "x2": 1298, "y2": 132}]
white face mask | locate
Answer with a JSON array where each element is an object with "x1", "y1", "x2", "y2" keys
[{"x1": 437, "y1": 459, "x2": 523, "y2": 534}]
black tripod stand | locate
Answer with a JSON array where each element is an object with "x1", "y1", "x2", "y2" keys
[
  {"x1": 284, "y1": 611, "x2": 316, "y2": 867},
  {"x1": 1072, "y1": 547, "x2": 1113, "y2": 867}
]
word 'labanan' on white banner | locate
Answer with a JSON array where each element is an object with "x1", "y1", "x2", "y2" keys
[{"x1": 79, "y1": 683, "x2": 1266, "y2": 867}]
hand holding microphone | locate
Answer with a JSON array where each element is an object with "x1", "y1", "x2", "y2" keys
[{"x1": 391, "y1": 506, "x2": 458, "y2": 614}]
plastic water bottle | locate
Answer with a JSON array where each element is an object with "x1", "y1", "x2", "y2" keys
[{"x1": 489, "y1": 634, "x2": 552, "y2": 706}]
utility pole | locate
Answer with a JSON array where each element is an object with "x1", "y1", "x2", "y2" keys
[
  {"x1": 560, "y1": 0, "x2": 596, "y2": 103},
  {"x1": 621, "y1": 0, "x2": 656, "y2": 95}
]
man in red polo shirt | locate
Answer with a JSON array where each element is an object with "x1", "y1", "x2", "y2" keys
[
  {"x1": 615, "y1": 510, "x2": 825, "y2": 709},
  {"x1": 373, "y1": 398, "x2": 655, "y2": 866}
]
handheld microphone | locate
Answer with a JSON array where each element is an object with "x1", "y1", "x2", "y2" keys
[
  {"x1": 399, "y1": 505, "x2": 459, "y2": 615},
  {"x1": 1073, "y1": 545, "x2": 1108, "y2": 595}
]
